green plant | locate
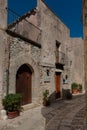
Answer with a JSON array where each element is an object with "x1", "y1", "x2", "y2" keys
[
  {"x1": 71, "y1": 82, "x2": 82, "y2": 93},
  {"x1": 43, "y1": 89, "x2": 50, "y2": 106},
  {"x1": 43, "y1": 89, "x2": 49, "y2": 99},
  {"x1": 2, "y1": 93, "x2": 22, "y2": 112},
  {"x1": 71, "y1": 82, "x2": 78, "y2": 90},
  {"x1": 78, "y1": 84, "x2": 82, "y2": 90},
  {"x1": 78, "y1": 84, "x2": 82, "y2": 92}
]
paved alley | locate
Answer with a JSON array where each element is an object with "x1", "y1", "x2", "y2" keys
[
  {"x1": 43, "y1": 94, "x2": 86, "y2": 130},
  {"x1": 0, "y1": 94, "x2": 86, "y2": 130}
]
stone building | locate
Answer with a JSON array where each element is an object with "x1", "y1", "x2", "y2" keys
[
  {"x1": 82, "y1": 0, "x2": 87, "y2": 125},
  {"x1": 0, "y1": 0, "x2": 84, "y2": 108}
]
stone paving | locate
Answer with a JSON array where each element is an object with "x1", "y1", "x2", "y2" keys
[
  {"x1": 0, "y1": 94, "x2": 86, "y2": 130},
  {"x1": 44, "y1": 94, "x2": 86, "y2": 130}
]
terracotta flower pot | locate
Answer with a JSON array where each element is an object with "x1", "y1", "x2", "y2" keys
[
  {"x1": 7, "y1": 111, "x2": 20, "y2": 119},
  {"x1": 72, "y1": 89, "x2": 78, "y2": 94},
  {"x1": 43, "y1": 99, "x2": 50, "y2": 106}
]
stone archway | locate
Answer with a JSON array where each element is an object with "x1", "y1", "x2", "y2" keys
[{"x1": 16, "y1": 64, "x2": 32, "y2": 105}]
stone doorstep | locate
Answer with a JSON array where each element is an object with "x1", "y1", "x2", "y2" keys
[
  {"x1": 72, "y1": 92, "x2": 85, "y2": 97},
  {"x1": 22, "y1": 102, "x2": 41, "y2": 111}
]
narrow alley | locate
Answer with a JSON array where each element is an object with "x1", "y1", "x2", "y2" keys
[
  {"x1": 0, "y1": 94, "x2": 86, "y2": 130},
  {"x1": 43, "y1": 94, "x2": 86, "y2": 130}
]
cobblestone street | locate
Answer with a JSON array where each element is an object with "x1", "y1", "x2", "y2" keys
[
  {"x1": 42, "y1": 94, "x2": 86, "y2": 130},
  {"x1": 0, "y1": 94, "x2": 86, "y2": 130}
]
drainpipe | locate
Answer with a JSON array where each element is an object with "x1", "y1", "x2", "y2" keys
[
  {"x1": 6, "y1": 37, "x2": 10, "y2": 96},
  {"x1": 6, "y1": 69, "x2": 9, "y2": 95}
]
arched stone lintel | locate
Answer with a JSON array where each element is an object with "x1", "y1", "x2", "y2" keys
[{"x1": 9, "y1": 56, "x2": 40, "y2": 104}]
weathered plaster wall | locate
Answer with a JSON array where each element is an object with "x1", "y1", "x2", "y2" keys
[
  {"x1": 36, "y1": 0, "x2": 70, "y2": 96},
  {"x1": 0, "y1": 0, "x2": 84, "y2": 108},
  {"x1": 69, "y1": 38, "x2": 84, "y2": 91},
  {"x1": 8, "y1": 38, "x2": 41, "y2": 103},
  {"x1": 0, "y1": 0, "x2": 7, "y2": 108}
]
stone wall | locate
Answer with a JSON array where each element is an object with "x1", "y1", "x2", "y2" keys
[
  {"x1": 6, "y1": 0, "x2": 71, "y2": 103},
  {"x1": 69, "y1": 38, "x2": 84, "y2": 91},
  {"x1": 0, "y1": 0, "x2": 7, "y2": 108},
  {"x1": 8, "y1": 37, "x2": 41, "y2": 103},
  {"x1": 82, "y1": 0, "x2": 87, "y2": 125},
  {"x1": 0, "y1": 0, "x2": 84, "y2": 108},
  {"x1": 36, "y1": 0, "x2": 70, "y2": 98},
  {"x1": 37, "y1": 0, "x2": 70, "y2": 64}
]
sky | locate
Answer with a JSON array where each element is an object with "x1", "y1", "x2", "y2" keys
[{"x1": 8, "y1": 0, "x2": 83, "y2": 38}]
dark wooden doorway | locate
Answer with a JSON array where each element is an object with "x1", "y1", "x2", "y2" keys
[
  {"x1": 55, "y1": 72, "x2": 61, "y2": 99},
  {"x1": 16, "y1": 64, "x2": 32, "y2": 105}
]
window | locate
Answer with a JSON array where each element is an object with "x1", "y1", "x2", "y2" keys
[{"x1": 44, "y1": 69, "x2": 50, "y2": 83}]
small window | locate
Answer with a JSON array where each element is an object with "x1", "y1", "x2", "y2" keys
[
  {"x1": 44, "y1": 69, "x2": 50, "y2": 83},
  {"x1": 47, "y1": 69, "x2": 49, "y2": 76},
  {"x1": 56, "y1": 40, "x2": 61, "y2": 48},
  {"x1": 63, "y1": 75, "x2": 68, "y2": 84}
]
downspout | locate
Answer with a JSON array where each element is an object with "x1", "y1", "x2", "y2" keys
[{"x1": 6, "y1": 36, "x2": 11, "y2": 95}]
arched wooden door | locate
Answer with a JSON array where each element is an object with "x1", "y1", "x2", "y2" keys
[{"x1": 16, "y1": 64, "x2": 32, "y2": 105}]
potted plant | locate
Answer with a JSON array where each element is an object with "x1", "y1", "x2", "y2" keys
[
  {"x1": 2, "y1": 93, "x2": 22, "y2": 119},
  {"x1": 43, "y1": 89, "x2": 50, "y2": 106},
  {"x1": 71, "y1": 82, "x2": 78, "y2": 94},
  {"x1": 78, "y1": 84, "x2": 82, "y2": 93}
]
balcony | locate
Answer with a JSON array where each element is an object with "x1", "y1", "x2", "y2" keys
[
  {"x1": 56, "y1": 51, "x2": 65, "y2": 69},
  {"x1": 6, "y1": 8, "x2": 41, "y2": 48}
]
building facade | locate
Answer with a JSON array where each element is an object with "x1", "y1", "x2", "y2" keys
[
  {"x1": 0, "y1": 0, "x2": 84, "y2": 108},
  {"x1": 83, "y1": 0, "x2": 87, "y2": 125}
]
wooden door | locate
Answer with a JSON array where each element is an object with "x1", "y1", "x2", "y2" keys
[
  {"x1": 16, "y1": 65, "x2": 32, "y2": 105},
  {"x1": 55, "y1": 72, "x2": 61, "y2": 99}
]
